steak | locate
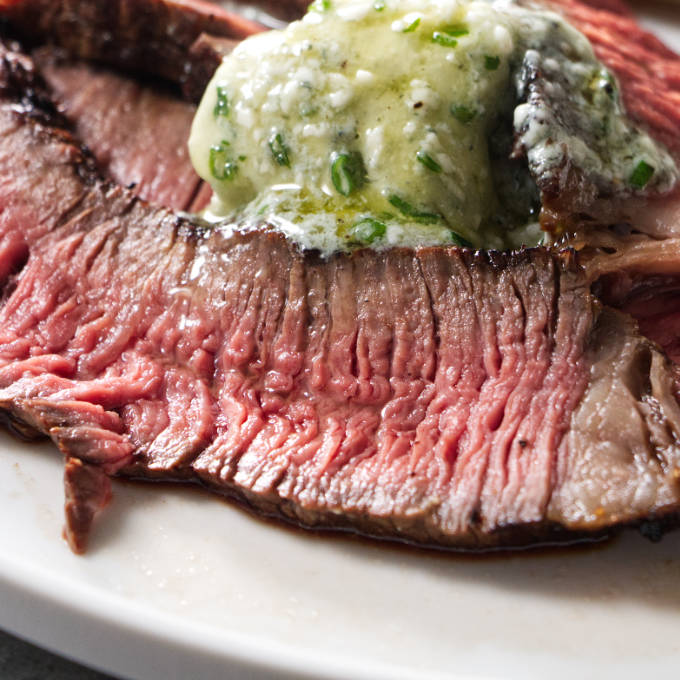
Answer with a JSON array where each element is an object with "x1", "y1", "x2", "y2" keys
[
  {"x1": 32, "y1": 48, "x2": 208, "y2": 212},
  {"x1": 0, "y1": 0, "x2": 262, "y2": 213},
  {"x1": 0, "y1": 0, "x2": 265, "y2": 99},
  {"x1": 2, "y1": 26, "x2": 680, "y2": 554}
]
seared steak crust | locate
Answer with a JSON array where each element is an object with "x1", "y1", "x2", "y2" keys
[
  {"x1": 0, "y1": 0, "x2": 264, "y2": 99},
  {"x1": 1, "y1": 35, "x2": 680, "y2": 552}
]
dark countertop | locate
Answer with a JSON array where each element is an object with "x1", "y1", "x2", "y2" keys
[{"x1": 0, "y1": 628, "x2": 119, "y2": 680}]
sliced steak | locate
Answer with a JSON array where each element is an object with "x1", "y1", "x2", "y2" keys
[
  {"x1": 33, "y1": 48, "x2": 210, "y2": 212},
  {"x1": 0, "y1": 0, "x2": 264, "y2": 100},
  {"x1": 1, "y1": 1, "x2": 252, "y2": 212},
  {"x1": 2, "y1": 38, "x2": 680, "y2": 552}
]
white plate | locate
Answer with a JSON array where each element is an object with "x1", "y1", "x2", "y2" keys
[{"x1": 2, "y1": 7, "x2": 680, "y2": 680}]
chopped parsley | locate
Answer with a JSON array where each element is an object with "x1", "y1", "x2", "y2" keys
[
  {"x1": 441, "y1": 24, "x2": 469, "y2": 37},
  {"x1": 432, "y1": 31, "x2": 458, "y2": 48},
  {"x1": 449, "y1": 230, "x2": 472, "y2": 247},
  {"x1": 402, "y1": 17, "x2": 421, "y2": 33}
]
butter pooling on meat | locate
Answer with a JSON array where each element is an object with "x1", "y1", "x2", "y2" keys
[{"x1": 189, "y1": 0, "x2": 679, "y2": 253}]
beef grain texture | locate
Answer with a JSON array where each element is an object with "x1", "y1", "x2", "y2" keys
[{"x1": 1, "y1": 37, "x2": 680, "y2": 553}]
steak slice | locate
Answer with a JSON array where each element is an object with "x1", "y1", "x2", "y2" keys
[
  {"x1": 33, "y1": 48, "x2": 211, "y2": 212},
  {"x1": 1, "y1": 1, "x2": 251, "y2": 212},
  {"x1": 2, "y1": 38, "x2": 680, "y2": 552},
  {"x1": 0, "y1": 0, "x2": 265, "y2": 100}
]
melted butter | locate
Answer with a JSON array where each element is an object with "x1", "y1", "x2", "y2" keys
[{"x1": 189, "y1": 0, "x2": 679, "y2": 254}]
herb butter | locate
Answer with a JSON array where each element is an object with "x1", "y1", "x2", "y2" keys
[{"x1": 189, "y1": 0, "x2": 679, "y2": 254}]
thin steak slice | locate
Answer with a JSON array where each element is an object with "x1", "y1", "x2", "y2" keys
[
  {"x1": 1, "y1": 1, "x2": 253, "y2": 211},
  {"x1": 32, "y1": 48, "x2": 211, "y2": 213},
  {"x1": 0, "y1": 0, "x2": 265, "y2": 100},
  {"x1": 1, "y1": 38, "x2": 680, "y2": 552}
]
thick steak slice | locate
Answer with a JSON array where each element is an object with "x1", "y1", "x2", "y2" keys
[{"x1": 2, "y1": 39, "x2": 680, "y2": 552}]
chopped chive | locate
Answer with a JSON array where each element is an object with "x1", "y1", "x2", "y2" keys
[
  {"x1": 402, "y1": 17, "x2": 421, "y2": 33},
  {"x1": 630, "y1": 160, "x2": 655, "y2": 189},
  {"x1": 442, "y1": 24, "x2": 469, "y2": 37},
  {"x1": 450, "y1": 104, "x2": 477, "y2": 124},
  {"x1": 388, "y1": 194, "x2": 440, "y2": 224},
  {"x1": 449, "y1": 231, "x2": 472, "y2": 247},
  {"x1": 209, "y1": 141, "x2": 238, "y2": 181},
  {"x1": 311, "y1": 0, "x2": 331, "y2": 10},
  {"x1": 484, "y1": 55, "x2": 500, "y2": 70},
  {"x1": 349, "y1": 217, "x2": 387, "y2": 244},
  {"x1": 213, "y1": 85, "x2": 229, "y2": 118},
  {"x1": 416, "y1": 150, "x2": 442, "y2": 173},
  {"x1": 268, "y1": 132, "x2": 291, "y2": 167},
  {"x1": 331, "y1": 151, "x2": 366, "y2": 196},
  {"x1": 432, "y1": 31, "x2": 458, "y2": 47},
  {"x1": 373, "y1": 0, "x2": 385, "y2": 10}
]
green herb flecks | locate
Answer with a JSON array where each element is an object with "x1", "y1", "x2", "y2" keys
[
  {"x1": 349, "y1": 217, "x2": 387, "y2": 244},
  {"x1": 331, "y1": 151, "x2": 366, "y2": 196},
  {"x1": 388, "y1": 194, "x2": 440, "y2": 224},
  {"x1": 402, "y1": 17, "x2": 421, "y2": 33},
  {"x1": 450, "y1": 104, "x2": 477, "y2": 124},
  {"x1": 630, "y1": 160, "x2": 655, "y2": 189},
  {"x1": 416, "y1": 150, "x2": 442, "y2": 173},
  {"x1": 373, "y1": 0, "x2": 385, "y2": 10},
  {"x1": 311, "y1": 0, "x2": 331, "y2": 11},
  {"x1": 209, "y1": 141, "x2": 238, "y2": 181},
  {"x1": 213, "y1": 85, "x2": 230, "y2": 118},
  {"x1": 442, "y1": 24, "x2": 469, "y2": 37},
  {"x1": 484, "y1": 55, "x2": 500, "y2": 71},
  {"x1": 268, "y1": 132, "x2": 291, "y2": 167},
  {"x1": 432, "y1": 32, "x2": 458, "y2": 48},
  {"x1": 449, "y1": 230, "x2": 472, "y2": 247}
]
